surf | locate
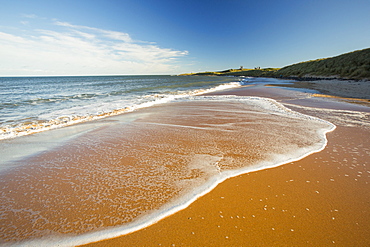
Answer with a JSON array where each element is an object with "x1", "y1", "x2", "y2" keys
[{"x1": 0, "y1": 95, "x2": 335, "y2": 246}]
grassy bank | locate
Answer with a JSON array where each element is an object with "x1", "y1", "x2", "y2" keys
[{"x1": 181, "y1": 48, "x2": 370, "y2": 80}]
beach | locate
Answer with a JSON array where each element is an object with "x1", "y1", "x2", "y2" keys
[
  {"x1": 1, "y1": 0, "x2": 369, "y2": 245},
  {"x1": 82, "y1": 80, "x2": 370, "y2": 246},
  {"x1": 0, "y1": 78, "x2": 369, "y2": 246},
  {"x1": 268, "y1": 79, "x2": 370, "y2": 100}
]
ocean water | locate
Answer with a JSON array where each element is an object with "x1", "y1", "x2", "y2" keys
[
  {"x1": 0, "y1": 76, "x2": 336, "y2": 246},
  {"x1": 0, "y1": 75, "x2": 244, "y2": 140}
]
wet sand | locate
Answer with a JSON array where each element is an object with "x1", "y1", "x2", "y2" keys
[
  {"x1": 0, "y1": 90, "x2": 334, "y2": 246},
  {"x1": 83, "y1": 85, "x2": 370, "y2": 246},
  {"x1": 267, "y1": 79, "x2": 370, "y2": 100}
]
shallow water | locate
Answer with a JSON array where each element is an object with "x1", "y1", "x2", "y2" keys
[
  {"x1": 0, "y1": 75, "x2": 241, "y2": 140},
  {"x1": 0, "y1": 95, "x2": 334, "y2": 246}
]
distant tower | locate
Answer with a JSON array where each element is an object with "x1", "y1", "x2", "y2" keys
[{"x1": 240, "y1": 66, "x2": 243, "y2": 70}]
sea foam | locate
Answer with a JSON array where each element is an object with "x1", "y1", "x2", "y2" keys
[
  {"x1": 0, "y1": 95, "x2": 335, "y2": 247},
  {"x1": 0, "y1": 81, "x2": 243, "y2": 141}
]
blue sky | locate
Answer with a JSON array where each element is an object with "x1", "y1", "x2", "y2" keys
[{"x1": 0, "y1": 0, "x2": 369, "y2": 76}]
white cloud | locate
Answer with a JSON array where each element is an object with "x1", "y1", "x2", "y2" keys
[
  {"x1": 54, "y1": 21, "x2": 134, "y2": 43},
  {"x1": 22, "y1": 14, "x2": 38, "y2": 19},
  {"x1": 0, "y1": 19, "x2": 188, "y2": 75},
  {"x1": 20, "y1": 20, "x2": 29, "y2": 25}
]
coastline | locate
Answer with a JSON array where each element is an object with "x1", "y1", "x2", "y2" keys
[
  {"x1": 82, "y1": 80, "x2": 370, "y2": 246},
  {"x1": 0, "y1": 92, "x2": 334, "y2": 246},
  {"x1": 1, "y1": 77, "x2": 368, "y2": 246}
]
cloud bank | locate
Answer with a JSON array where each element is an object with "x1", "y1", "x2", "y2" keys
[{"x1": 0, "y1": 18, "x2": 188, "y2": 76}]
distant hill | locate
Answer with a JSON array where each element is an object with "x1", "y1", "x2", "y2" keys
[
  {"x1": 182, "y1": 48, "x2": 370, "y2": 80},
  {"x1": 277, "y1": 48, "x2": 370, "y2": 79}
]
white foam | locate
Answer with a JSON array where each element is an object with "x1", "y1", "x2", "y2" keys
[
  {"x1": 0, "y1": 81, "x2": 243, "y2": 141},
  {"x1": 10, "y1": 96, "x2": 336, "y2": 247}
]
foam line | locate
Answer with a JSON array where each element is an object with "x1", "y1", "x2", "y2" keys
[
  {"x1": 0, "y1": 81, "x2": 243, "y2": 141},
  {"x1": 12, "y1": 96, "x2": 336, "y2": 247}
]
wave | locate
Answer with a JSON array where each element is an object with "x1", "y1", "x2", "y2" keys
[
  {"x1": 0, "y1": 81, "x2": 243, "y2": 140},
  {"x1": 6, "y1": 96, "x2": 335, "y2": 247}
]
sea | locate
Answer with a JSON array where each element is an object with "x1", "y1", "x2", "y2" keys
[
  {"x1": 0, "y1": 75, "x2": 247, "y2": 140},
  {"x1": 0, "y1": 75, "x2": 335, "y2": 246}
]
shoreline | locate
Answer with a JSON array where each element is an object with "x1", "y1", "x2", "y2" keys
[
  {"x1": 265, "y1": 78, "x2": 370, "y2": 100},
  {"x1": 81, "y1": 80, "x2": 369, "y2": 246},
  {"x1": 86, "y1": 126, "x2": 369, "y2": 246},
  {"x1": 1, "y1": 77, "x2": 368, "y2": 246},
  {"x1": 0, "y1": 94, "x2": 335, "y2": 247}
]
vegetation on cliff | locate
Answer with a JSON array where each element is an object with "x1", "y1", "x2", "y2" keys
[{"x1": 181, "y1": 48, "x2": 370, "y2": 80}]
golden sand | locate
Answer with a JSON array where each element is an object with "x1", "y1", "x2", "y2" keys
[
  {"x1": 83, "y1": 126, "x2": 369, "y2": 246},
  {"x1": 1, "y1": 82, "x2": 368, "y2": 246},
  {"x1": 82, "y1": 85, "x2": 370, "y2": 246},
  {"x1": 0, "y1": 93, "x2": 333, "y2": 245}
]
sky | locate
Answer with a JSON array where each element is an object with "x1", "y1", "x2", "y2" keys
[{"x1": 0, "y1": 0, "x2": 369, "y2": 76}]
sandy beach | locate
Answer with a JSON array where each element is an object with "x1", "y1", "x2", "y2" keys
[
  {"x1": 1, "y1": 0, "x2": 369, "y2": 245},
  {"x1": 82, "y1": 80, "x2": 370, "y2": 246},
  {"x1": 0, "y1": 79, "x2": 368, "y2": 246}
]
